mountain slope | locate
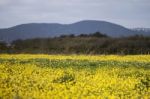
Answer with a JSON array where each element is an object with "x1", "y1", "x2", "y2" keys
[
  {"x1": 0, "y1": 20, "x2": 147, "y2": 42},
  {"x1": 132, "y1": 28, "x2": 150, "y2": 36}
]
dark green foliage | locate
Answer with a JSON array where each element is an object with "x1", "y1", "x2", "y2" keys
[
  {"x1": 52, "y1": 72, "x2": 75, "y2": 84},
  {"x1": 0, "y1": 58, "x2": 149, "y2": 70},
  {"x1": 1, "y1": 32, "x2": 150, "y2": 54},
  {"x1": 0, "y1": 41, "x2": 9, "y2": 53},
  {"x1": 78, "y1": 32, "x2": 108, "y2": 38}
]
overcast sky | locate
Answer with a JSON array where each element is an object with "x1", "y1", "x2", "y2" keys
[{"x1": 0, "y1": 0, "x2": 150, "y2": 28}]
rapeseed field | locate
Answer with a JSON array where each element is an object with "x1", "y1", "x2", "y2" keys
[{"x1": 0, "y1": 55, "x2": 150, "y2": 98}]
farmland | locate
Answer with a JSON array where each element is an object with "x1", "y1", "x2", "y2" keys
[{"x1": 0, "y1": 54, "x2": 150, "y2": 98}]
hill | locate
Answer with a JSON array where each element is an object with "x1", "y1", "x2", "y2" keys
[
  {"x1": 132, "y1": 28, "x2": 150, "y2": 36},
  {"x1": 0, "y1": 20, "x2": 148, "y2": 42}
]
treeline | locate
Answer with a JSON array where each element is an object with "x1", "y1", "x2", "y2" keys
[{"x1": 0, "y1": 32, "x2": 150, "y2": 55}]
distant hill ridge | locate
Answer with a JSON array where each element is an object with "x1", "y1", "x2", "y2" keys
[
  {"x1": 0, "y1": 20, "x2": 149, "y2": 42},
  {"x1": 131, "y1": 28, "x2": 150, "y2": 36}
]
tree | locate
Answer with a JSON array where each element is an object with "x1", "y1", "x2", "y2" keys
[
  {"x1": 0, "y1": 41, "x2": 8, "y2": 53},
  {"x1": 90, "y1": 32, "x2": 108, "y2": 38}
]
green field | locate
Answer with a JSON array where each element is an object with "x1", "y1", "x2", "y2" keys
[{"x1": 0, "y1": 55, "x2": 150, "y2": 98}]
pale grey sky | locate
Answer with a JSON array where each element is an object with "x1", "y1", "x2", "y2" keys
[{"x1": 0, "y1": 0, "x2": 150, "y2": 28}]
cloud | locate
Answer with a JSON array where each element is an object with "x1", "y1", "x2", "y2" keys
[{"x1": 0, "y1": 0, "x2": 149, "y2": 28}]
